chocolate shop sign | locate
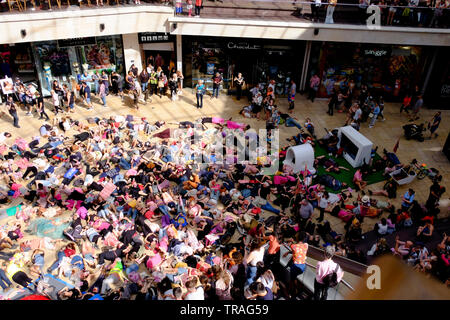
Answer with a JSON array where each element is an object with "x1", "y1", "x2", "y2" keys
[{"x1": 227, "y1": 42, "x2": 261, "y2": 50}]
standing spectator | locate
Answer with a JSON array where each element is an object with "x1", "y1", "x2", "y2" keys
[
  {"x1": 169, "y1": 74, "x2": 178, "y2": 101},
  {"x1": 139, "y1": 68, "x2": 150, "y2": 94},
  {"x1": 176, "y1": 70, "x2": 184, "y2": 94},
  {"x1": 187, "y1": 0, "x2": 193, "y2": 17},
  {"x1": 359, "y1": 0, "x2": 370, "y2": 25},
  {"x1": 409, "y1": 95, "x2": 423, "y2": 121},
  {"x1": 284, "y1": 238, "x2": 308, "y2": 297},
  {"x1": 111, "y1": 71, "x2": 124, "y2": 101},
  {"x1": 36, "y1": 91, "x2": 50, "y2": 120},
  {"x1": 400, "y1": 93, "x2": 412, "y2": 114},
  {"x1": 288, "y1": 79, "x2": 296, "y2": 113},
  {"x1": 92, "y1": 71, "x2": 100, "y2": 96},
  {"x1": 234, "y1": 73, "x2": 244, "y2": 101},
  {"x1": 51, "y1": 90, "x2": 63, "y2": 115},
  {"x1": 195, "y1": 80, "x2": 205, "y2": 109},
  {"x1": 428, "y1": 111, "x2": 441, "y2": 139},
  {"x1": 311, "y1": 0, "x2": 322, "y2": 22},
  {"x1": 368, "y1": 102, "x2": 380, "y2": 128},
  {"x1": 308, "y1": 74, "x2": 320, "y2": 102},
  {"x1": 314, "y1": 246, "x2": 344, "y2": 300},
  {"x1": 129, "y1": 64, "x2": 139, "y2": 78},
  {"x1": 195, "y1": 0, "x2": 203, "y2": 17},
  {"x1": 325, "y1": 0, "x2": 337, "y2": 24},
  {"x1": 149, "y1": 69, "x2": 158, "y2": 97},
  {"x1": 99, "y1": 81, "x2": 108, "y2": 108},
  {"x1": 212, "y1": 72, "x2": 223, "y2": 99},
  {"x1": 401, "y1": 188, "x2": 415, "y2": 212},
  {"x1": 327, "y1": 89, "x2": 337, "y2": 116},
  {"x1": 81, "y1": 82, "x2": 93, "y2": 111},
  {"x1": 101, "y1": 71, "x2": 110, "y2": 95},
  {"x1": 158, "y1": 72, "x2": 167, "y2": 98},
  {"x1": 67, "y1": 89, "x2": 75, "y2": 113}
]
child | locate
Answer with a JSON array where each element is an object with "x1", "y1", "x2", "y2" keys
[{"x1": 187, "y1": 0, "x2": 193, "y2": 17}]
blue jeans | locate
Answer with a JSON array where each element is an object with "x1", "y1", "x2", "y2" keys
[
  {"x1": 101, "y1": 96, "x2": 107, "y2": 107},
  {"x1": 212, "y1": 87, "x2": 219, "y2": 98},
  {"x1": 0, "y1": 269, "x2": 12, "y2": 289},
  {"x1": 126, "y1": 208, "x2": 138, "y2": 220},
  {"x1": 246, "y1": 265, "x2": 258, "y2": 286},
  {"x1": 196, "y1": 93, "x2": 203, "y2": 108},
  {"x1": 119, "y1": 158, "x2": 131, "y2": 170},
  {"x1": 48, "y1": 251, "x2": 65, "y2": 272},
  {"x1": 142, "y1": 82, "x2": 148, "y2": 93},
  {"x1": 158, "y1": 205, "x2": 170, "y2": 216},
  {"x1": 94, "y1": 80, "x2": 99, "y2": 94},
  {"x1": 285, "y1": 117, "x2": 302, "y2": 130},
  {"x1": 261, "y1": 202, "x2": 280, "y2": 214}
]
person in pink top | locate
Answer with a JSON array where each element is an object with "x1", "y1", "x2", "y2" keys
[{"x1": 314, "y1": 245, "x2": 344, "y2": 300}]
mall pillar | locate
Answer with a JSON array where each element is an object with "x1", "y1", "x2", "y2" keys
[
  {"x1": 176, "y1": 34, "x2": 182, "y2": 75},
  {"x1": 122, "y1": 33, "x2": 143, "y2": 73}
]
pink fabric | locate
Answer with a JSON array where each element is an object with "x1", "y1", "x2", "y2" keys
[
  {"x1": 103, "y1": 232, "x2": 120, "y2": 247},
  {"x1": 0, "y1": 144, "x2": 7, "y2": 155},
  {"x1": 338, "y1": 209, "x2": 353, "y2": 222},
  {"x1": 273, "y1": 176, "x2": 288, "y2": 185},
  {"x1": 14, "y1": 138, "x2": 28, "y2": 151},
  {"x1": 226, "y1": 120, "x2": 245, "y2": 130},
  {"x1": 76, "y1": 206, "x2": 88, "y2": 220},
  {"x1": 316, "y1": 259, "x2": 345, "y2": 284},
  {"x1": 66, "y1": 199, "x2": 82, "y2": 211},
  {"x1": 100, "y1": 182, "x2": 116, "y2": 200},
  {"x1": 158, "y1": 236, "x2": 168, "y2": 252},
  {"x1": 126, "y1": 169, "x2": 138, "y2": 177},
  {"x1": 15, "y1": 158, "x2": 30, "y2": 170},
  {"x1": 146, "y1": 251, "x2": 162, "y2": 270},
  {"x1": 212, "y1": 117, "x2": 224, "y2": 124}
]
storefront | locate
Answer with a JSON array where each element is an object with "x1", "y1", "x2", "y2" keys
[
  {"x1": 31, "y1": 35, "x2": 125, "y2": 96},
  {"x1": 0, "y1": 43, "x2": 37, "y2": 84},
  {"x1": 423, "y1": 46, "x2": 450, "y2": 109},
  {"x1": 138, "y1": 32, "x2": 176, "y2": 73},
  {"x1": 182, "y1": 36, "x2": 305, "y2": 94},
  {"x1": 308, "y1": 42, "x2": 426, "y2": 100}
]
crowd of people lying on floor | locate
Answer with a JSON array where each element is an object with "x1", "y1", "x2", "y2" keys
[{"x1": 0, "y1": 110, "x2": 448, "y2": 300}]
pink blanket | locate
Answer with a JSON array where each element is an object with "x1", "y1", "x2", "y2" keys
[{"x1": 100, "y1": 182, "x2": 116, "y2": 200}]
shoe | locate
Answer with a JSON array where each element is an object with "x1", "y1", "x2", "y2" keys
[
  {"x1": 381, "y1": 118, "x2": 386, "y2": 121},
  {"x1": 369, "y1": 126, "x2": 373, "y2": 128},
  {"x1": 368, "y1": 190, "x2": 373, "y2": 195},
  {"x1": 14, "y1": 125, "x2": 20, "y2": 128}
]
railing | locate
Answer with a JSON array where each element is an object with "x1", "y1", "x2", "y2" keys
[
  {"x1": 174, "y1": 0, "x2": 450, "y2": 29},
  {"x1": 280, "y1": 244, "x2": 359, "y2": 300},
  {"x1": 0, "y1": 0, "x2": 172, "y2": 13}
]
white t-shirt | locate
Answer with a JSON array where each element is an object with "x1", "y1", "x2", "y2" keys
[
  {"x1": 0, "y1": 132, "x2": 8, "y2": 144},
  {"x1": 184, "y1": 287, "x2": 205, "y2": 300},
  {"x1": 377, "y1": 223, "x2": 388, "y2": 235}
]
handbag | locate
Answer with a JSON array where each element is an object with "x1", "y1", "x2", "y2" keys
[{"x1": 322, "y1": 263, "x2": 340, "y2": 288}]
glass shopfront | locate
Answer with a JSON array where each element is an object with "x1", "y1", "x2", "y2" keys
[
  {"x1": 0, "y1": 43, "x2": 37, "y2": 83},
  {"x1": 182, "y1": 36, "x2": 305, "y2": 94},
  {"x1": 32, "y1": 35, "x2": 125, "y2": 96},
  {"x1": 308, "y1": 42, "x2": 425, "y2": 100}
]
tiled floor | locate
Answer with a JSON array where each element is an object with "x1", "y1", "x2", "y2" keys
[{"x1": 1, "y1": 89, "x2": 449, "y2": 236}]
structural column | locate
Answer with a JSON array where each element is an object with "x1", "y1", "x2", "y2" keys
[
  {"x1": 300, "y1": 41, "x2": 312, "y2": 92},
  {"x1": 122, "y1": 33, "x2": 143, "y2": 73},
  {"x1": 176, "y1": 34, "x2": 183, "y2": 74}
]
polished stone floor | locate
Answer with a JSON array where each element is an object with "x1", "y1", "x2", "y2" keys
[{"x1": 1, "y1": 88, "x2": 449, "y2": 236}]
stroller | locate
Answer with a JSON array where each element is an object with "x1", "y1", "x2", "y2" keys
[{"x1": 403, "y1": 123, "x2": 426, "y2": 142}]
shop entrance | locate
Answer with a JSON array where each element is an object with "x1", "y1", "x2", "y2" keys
[{"x1": 142, "y1": 42, "x2": 176, "y2": 76}]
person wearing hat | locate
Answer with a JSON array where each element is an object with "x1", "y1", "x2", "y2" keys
[{"x1": 314, "y1": 245, "x2": 344, "y2": 300}]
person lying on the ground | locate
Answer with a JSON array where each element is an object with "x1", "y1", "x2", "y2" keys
[
  {"x1": 368, "y1": 181, "x2": 397, "y2": 199},
  {"x1": 370, "y1": 198, "x2": 394, "y2": 212},
  {"x1": 391, "y1": 235, "x2": 414, "y2": 258},
  {"x1": 316, "y1": 174, "x2": 347, "y2": 191},
  {"x1": 314, "y1": 155, "x2": 349, "y2": 173}
]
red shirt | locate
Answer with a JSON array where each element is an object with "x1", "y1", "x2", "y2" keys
[{"x1": 64, "y1": 248, "x2": 76, "y2": 257}]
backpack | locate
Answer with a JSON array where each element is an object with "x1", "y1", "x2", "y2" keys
[{"x1": 322, "y1": 263, "x2": 340, "y2": 288}]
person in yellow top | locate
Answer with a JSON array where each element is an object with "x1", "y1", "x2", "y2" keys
[
  {"x1": 101, "y1": 258, "x2": 125, "y2": 295},
  {"x1": 6, "y1": 252, "x2": 34, "y2": 291}
]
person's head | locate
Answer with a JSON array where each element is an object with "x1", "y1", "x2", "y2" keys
[
  {"x1": 82, "y1": 82, "x2": 87, "y2": 87},
  {"x1": 408, "y1": 188, "x2": 415, "y2": 195},
  {"x1": 380, "y1": 218, "x2": 387, "y2": 226},
  {"x1": 238, "y1": 72, "x2": 242, "y2": 77},
  {"x1": 3, "y1": 132, "x2": 11, "y2": 138},
  {"x1": 173, "y1": 286, "x2": 183, "y2": 299},
  {"x1": 435, "y1": 111, "x2": 441, "y2": 117},
  {"x1": 198, "y1": 80, "x2": 203, "y2": 85},
  {"x1": 250, "y1": 281, "x2": 266, "y2": 296},
  {"x1": 324, "y1": 245, "x2": 335, "y2": 259}
]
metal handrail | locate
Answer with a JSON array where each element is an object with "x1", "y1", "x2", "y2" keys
[{"x1": 282, "y1": 244, "x2": 357, "y2": 292}]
